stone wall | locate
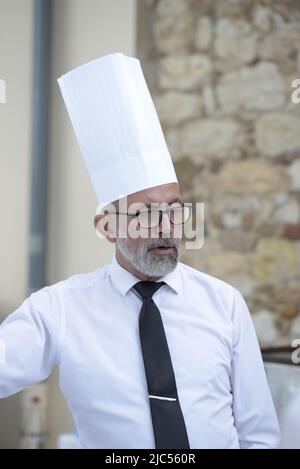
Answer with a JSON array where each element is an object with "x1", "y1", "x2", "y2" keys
[{"x1": 138, "y1": 0, "x2": 300, "y2": 347}]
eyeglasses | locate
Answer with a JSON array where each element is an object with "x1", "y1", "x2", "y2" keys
[{"x1": 105, "y1": 204, "x2": 191, "y2": 229}]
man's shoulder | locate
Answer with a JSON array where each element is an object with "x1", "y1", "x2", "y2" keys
[
  {"x1": 31, "y1": 262, "x2": 111, "y2": 302},
  {"x1": 178, "y1": 260, "x2": 240, "y2": 312},
  {"x1": 178, "y1": 260, "x2": 236, "y2": 292}
]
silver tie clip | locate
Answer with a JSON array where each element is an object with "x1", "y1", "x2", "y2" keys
[{"x1": 149, "y1": 394, "x2": 177, "y2": 402}]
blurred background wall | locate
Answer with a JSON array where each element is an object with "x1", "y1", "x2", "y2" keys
[
  {"x1": 0, "y1": 0, "x2": 300, "y2": 449},
  {"x1": 138, "y1": 0, "x2": 300, "y2": 349}
]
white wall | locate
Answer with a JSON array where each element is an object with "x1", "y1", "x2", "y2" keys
[
  {"x1": 0, "y1": 0, "x2": 34, "y2": 448},
  {"x1": 0, "y1": 0, "x2": 33, "y2": 318},
  {"x1": 0, "y1": 0, "x2": 137, "y2": 448}
]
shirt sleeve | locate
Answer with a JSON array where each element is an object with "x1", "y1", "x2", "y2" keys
[
  {"x1": 0, "y1": 286, "x2": 64, "y2": 398},
  {"x1": 230, "y1": 287, "x2": 281, "y2": 449}
]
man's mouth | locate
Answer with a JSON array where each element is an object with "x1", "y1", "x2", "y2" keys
[{"x1": 149, "y1": 245, "x2": 176, "y2": 254}]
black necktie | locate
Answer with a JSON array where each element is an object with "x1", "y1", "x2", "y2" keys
[{"x1": 133, "y1": 280, "x2": 190, "y2": 449}]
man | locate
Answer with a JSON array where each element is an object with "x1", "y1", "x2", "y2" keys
[{"x1": 0, "y1": 53, "x2": 280, "y2": 449}]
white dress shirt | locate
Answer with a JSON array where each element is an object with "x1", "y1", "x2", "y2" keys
[{"x1": 0, "y1": 254, "x2": 280, "y2": 448}]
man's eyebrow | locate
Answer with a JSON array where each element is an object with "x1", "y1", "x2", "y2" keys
[{"x1": 143, "y1": 198, "x2": 183, "y2": 208}]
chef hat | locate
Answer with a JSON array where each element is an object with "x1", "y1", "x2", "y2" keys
[{"x1": 57, "y1": 52, "x2": 178, "y2": 210}]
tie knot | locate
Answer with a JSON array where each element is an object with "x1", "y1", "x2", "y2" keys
[{"x1": 133, "y1": 280, "x2": 166, "y2": 299}]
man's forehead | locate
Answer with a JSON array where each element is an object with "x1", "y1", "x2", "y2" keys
[
  {"x1": 124, "y1": 197, "x2": 182, "y2": 208},
  {"x1": 143, "y1": 197, "x2": 182, "y2": 207},
  {"x1": 126, "y1": 184, "x2": 181, "y2": 206}
]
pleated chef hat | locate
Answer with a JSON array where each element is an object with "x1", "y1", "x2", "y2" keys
[{"x1": 57, "y1": 53, "x2": 178, "y2": 210}]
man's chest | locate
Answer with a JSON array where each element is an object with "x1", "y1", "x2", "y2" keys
[{"x1": 58, "y1": 296, "x2": 234, "y2": 413}]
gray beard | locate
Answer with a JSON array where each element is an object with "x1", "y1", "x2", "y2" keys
[{"x1": 115, "y1": 237, "x2": 181, "y2": 277}]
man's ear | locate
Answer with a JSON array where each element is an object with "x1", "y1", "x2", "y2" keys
[{"x1": 93, "y1": 213, "x2": 116, "y2": 243}]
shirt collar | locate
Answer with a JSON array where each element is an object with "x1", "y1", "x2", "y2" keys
[{"x1": 109, "y1": 252, "x2": 181, "y2": 297}]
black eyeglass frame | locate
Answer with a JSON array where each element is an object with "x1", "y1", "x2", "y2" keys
[{"x1": 104, "y1": 204, "x2": 191, "y2": 227}]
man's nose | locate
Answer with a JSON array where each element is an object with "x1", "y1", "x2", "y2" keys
[{"x1": 158, "y1": 211, "x2": 173, "y2": 236}]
